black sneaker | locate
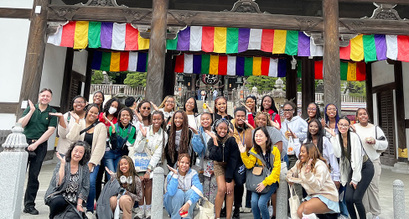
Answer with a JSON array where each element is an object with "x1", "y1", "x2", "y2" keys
[
  {"x1": 220, "y1": 207, "x2": 226, "y2": 217},
  {"x1": 232, "y1": 208, "x2": 240, "y2": 219},
  {"x1": 23, "y1": 206, "x2": 39, "y2": 215}
]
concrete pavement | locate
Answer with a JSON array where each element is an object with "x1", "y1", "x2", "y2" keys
[{"x1": 20, "y1": 161, "x2": 409, "y2": 219}]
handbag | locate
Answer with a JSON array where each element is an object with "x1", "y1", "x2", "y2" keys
[
  {"x1": 287, "y1": 136, "x2": 300, "y2": 156},
  {"x1": 192, "y1": 185, "x2": 214, "y2": 219},
  {"x1": 288, "y1": 184, "x2": 300, "y2": 219},
  {"x1": 245, "y1": 151, "x2": 272, "y2": 194},
  {"x1": 133, "y1": 148, "x2": 152, "y2": 172}
]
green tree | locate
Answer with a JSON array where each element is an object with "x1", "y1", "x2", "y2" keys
[
  {"x1": 245, "y1": 76, "x2": 286, "y2": 92},
  {"x1": 345, "y1": 81, "x2": 366, "y2": 97},
  {"x1": 124, "y1": 72, "x2": 147, "y2": 88},
  {"x1": 91, "y1": 70, "x2": 104, "y2": 84}
]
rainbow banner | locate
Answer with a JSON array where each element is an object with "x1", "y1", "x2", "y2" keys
[
  {"x1": 47, "y1": 21, "x2": 409, "y2": 62},
  {"x1": 91, "y1": 51, "x2": 148, "y2": 72},
  {"x1": 174, "y1": 54, "x2": 287, "y2": 77},
  {"x1": 299, "y1": 60, "x2": 366, "y2": 81}
]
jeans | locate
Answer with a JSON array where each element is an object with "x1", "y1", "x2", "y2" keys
[
  {"x1": 164, "y1": 189, "x2": 197, "y2": 219},
  {"x1": 86, "y1": 164, "x2": 100, "y2": 212},
  {"x1": 251, "y1": 182, "x2": 278, "y2": 219},
  {"x1": 345, "y1": 159, "x2": 374, "y2": 219},
  {"x1": 104, "y1": 149, "x2": 122, "y2": 180},
  {"x1": 24, "y1": 140, "x2": 48, "y2": 208}
]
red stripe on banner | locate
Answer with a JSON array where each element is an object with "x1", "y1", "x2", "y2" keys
[
  {"x1": 339, "y1": 44, "x2": 351, "y2": 60},
  {"x1": 60, "y1": 21, "x2": 76, "y2": 47},
  {"x1": 397, "y1": 35, "x2": 409, "y2": 62},
  {"x1": 120, "y1": 52, "x2": 129, "y2": 71},
  {"x1": 261, "y1": 29, "x2": 274, "y2": 52},
  {"x1": 315, "y1": 60, "x2": 323, "y2": 79},
  {"x1": 356, "y1": 62, "x2": 366, "y2": 81},
  {"x1": 261, "y1": 57, "x2": 270, "y2": 76},
  {"x1": 202, "y1": 26, "x2": 215, "y2": 52},
  {"x1": 175, "y1": 55, "x2": 184, "y2": 73},
  {"x1": 125, "y1": 24, "x2": 139, "y2": 51},
  {"x1": 218, "y1": 55, "x2": 227, "y2": 75}
]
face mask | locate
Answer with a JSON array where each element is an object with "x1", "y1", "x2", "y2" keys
[{"x1": 108, "y1": 107, "x2": 117, "y2": 114}]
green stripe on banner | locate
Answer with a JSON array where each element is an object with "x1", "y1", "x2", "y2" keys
[
  {"x1": 297, "y1": 59, "x2": 302, "y2": 78},
  {"x1": 363, "y1": 35, "x2": 377, "y2": 62},
  {"x1": 101, "y1": 52, "x2": 111, "y2": 71},
  {"x1": 88, "y1": 21, "x2": 101, "y2": 48},
  {"x1": 340, "y1": 62, "x2": 348, "y2": 80},
  {"x1": 166, "y1": 35, "x2": 178, "y2": 50},
  {"x1": 244, "y1": 57, "x2": 253, "y2": 76},
  {"x1": 285, "y1": 30, "x2": 298, "y2": 55},
  {"x1": 226, "y1": 28, "x2": 239, "y2": 54},
  {"x1": 201, "y1": 54, "x2": 210, "y2": 74},
  {"x1": 146, "y1": 52, "x2": 149, "y2": 70}
]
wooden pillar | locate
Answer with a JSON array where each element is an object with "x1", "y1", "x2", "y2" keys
[
  {"x1": 16, "y1": 0, "x2": 48, "y2": 116},
  {"x1": 145, "y1": 0, "x2": 169, "y2": 105},
  {"x1": 60, "y1": 48, "x2": 74, "y2": 113},
  {"x1": 163, "y1": 52, "x2": 176, "y2": 97},
  {"x1": 394, "y1": 61, "x2": 406, "y2": 152},
  {"x1": 286, "y1": 58, "x2": 298, "y2": 106},
  {"x1": 365, "y1": 63, "x2": 373, "y2": 122},
  {"x1": 322, "y1": 0, "x2": 341, "y2": 108},
  {"x1": 301, "y1": 57, "x2": 315, "y2": 118},
  {"x1": 84, "y1": 49, "x2": 94, "y2": 101}
]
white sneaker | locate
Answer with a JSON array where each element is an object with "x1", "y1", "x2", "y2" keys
[
  {"x1": 268, "y1": 206, "x2": 273, "y2": 217},
  {"x1": 372, "y1": 216, "x2": 379, "y2": 219},
  {"x1": 240, "y1": 207, "x2": 252, "y2": 213},
  {"x1": 134, "y1": 207, "x2": 144, "y2": 219},
  {"x1": 86, "y1": 211, "x2": 95, "y2": 219},
  {"x1": 338, "y1": 215, "x2": 349, "y2": 219},
  {"x1": 145, "y1": 208, "x2": 151, "y2": 219},
  {"x1": 302, "y1": 213, "x2": 318, "y2": 219}
]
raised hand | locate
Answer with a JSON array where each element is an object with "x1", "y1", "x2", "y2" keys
[
  {"x1": 70, "y1": 112, "x2": 80, "y2": 123},
  {"x1": 243, "y1": 119, "x2": 254, "y2": 129},
  {"x1": 167, "y1": 164, "x2": 178, "y2": 174},
  {"x1": 105, "y1": 166, "x2": 114, "y2": 175},
  {"x1": 271, "y1": 120, "x2": 280, "y2": 130},
  {"x1": 135, "y1": 111, "x2": 143, "y2": 122},
  {"x1": 238, "y1": 140, "x2": 247, "y2": 153},
  {"x1": 321, "y1": 118, "x2": 327, "y2": 128},
  {"x1": 205, "y1": 130, "x2": 217, "y2": 140},
  {"x1": 150, "y1": 101, "x2": 159, "y2": 111},
  {"x1": 240, "y1": 102, "x2": 251, "y2": 112},
  {"x1": 190, "y1": 126, "x2": 198, "y2": 135},
  {"x1": 305, "y1": 159, "x2": 313, "y2": 173},
  {"x1": 140, "y1": 124, "x2": 147, "y2": 137},
  {"x1": 56, "y1": 152, "x2": 65, "y2": 164},
  {"x1": 205, "y1": 103, "x2": 213, "y2": 113},
  {"x1": 326, "y1": 127, "x2": 336, "y2": 137},
  {"x1": 28, "y1": 99, "x2": 35, "y2": 112}
]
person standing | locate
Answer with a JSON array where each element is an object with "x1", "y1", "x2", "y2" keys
[{"x1": 19, "y1": 88, "x2": 58, "y2": 215}]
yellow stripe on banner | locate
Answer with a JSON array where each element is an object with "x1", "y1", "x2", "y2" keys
[
  {"x1": 73, "y1": 21, "x2": 89, "y2": 49},
  {"x1": 350, "y1": 34, "x2": 364, "y2": 61},
  {"x1": 252, "y1": 57, "x2": 262, "y2": 76},
  {"x1": 347, "y1": 62, "x2": 357, "y2": 81},
  {"x1": 214, "y1": 27, "x2": 227, "y2": 53},
  {"x1": 272, "y1": 30, "x2": 287, "y2": 54},
  {"x1": 138, "y1": 33, "x2": 150, "y2": 50},
  {"x1": 110, "y1": 52, "x2": 121, "y2": 72},
  {"x1": 209, "y1": 55, "x2": 219, "y2": 75}
]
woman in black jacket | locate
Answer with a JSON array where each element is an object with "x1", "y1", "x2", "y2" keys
[{"x1": 206, "y1": 119, "x2": 240, "y2": 219}]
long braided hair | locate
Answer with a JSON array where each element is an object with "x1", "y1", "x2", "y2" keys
[{"x1": 166, "y1": 110, "x2": 190, "y2": 163}]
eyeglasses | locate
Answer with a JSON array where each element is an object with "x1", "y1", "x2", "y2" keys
[
  {"x1": 338, "y1": 124, "x2": 349, "y2": 128},
  {"x1": 142, "y1": 107, "x2": 151, "y2": 110},
  {"x1": 327, "y1": 107, "x2": 337, "y2": 111},
  {"x1": 283, "y1": 109, "x2": 293, "y2": 112},
  {"x1": 307, "y1": 108, "x2": 316, "y2": 111}
]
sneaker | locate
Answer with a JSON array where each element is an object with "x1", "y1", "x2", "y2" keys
[
  {"x1": 86, "y1": 211, "x2": 95, "y2": 219},
  {"x1": 240, "y1": 207, "x2": 252, "y2": 213},
  {"x1": 338, "y1": 215, "x2": 349, "y2": 219},
  {"x1": 145, "y1": 208, "x2": 151, "y2": 219},
  {"x1": 372, "y1": 216, "x2": 379, "y2": 219},
  {"x1": 23, "y1": 206, "x2": 39, "y2": 215},
  {"x1": 134, "y1": 207, "x2": 144, "y2": 219},
  {"x1": 232, "y1": 207, "x2": 240, "y2": 219},
  {"x1": 268, "y1": 206, "x2": 273, "y2": 217}
]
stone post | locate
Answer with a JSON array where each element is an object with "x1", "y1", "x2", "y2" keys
[
  {"x1": 0, "y1": 123, "x2": 28, "y2": 219},
  {"x1": 151, "y1": 167, "x2": 164, "y2": 219},
  {"x1": 393, "y1": 179, "x2": 405, "y2": 219},
  {"x1": 276, "y1": 162, "x2": 288, "y2": 219}
]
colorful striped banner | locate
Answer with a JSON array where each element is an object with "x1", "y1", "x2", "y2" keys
[
  {"x1": 298, "y1": 60, "x2": 366, "y2": 81},
  {"x1": 174, "y1": 54, "x2": 287, "y2": 77},
  {"x1": 48, "y1": 21, "x2": 409, "y2": 62},
  {"x1": 91, "y1": 51, "x2": 148, "y2": 72}
]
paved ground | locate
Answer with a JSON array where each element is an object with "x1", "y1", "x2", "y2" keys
[{"x1": 20, "y1": 161, "x2": 409, "y2": 219}]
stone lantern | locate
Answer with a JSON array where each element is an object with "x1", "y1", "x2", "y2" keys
[{"x1": 0, "y1": 123, "x2": 29, "y2": 219}]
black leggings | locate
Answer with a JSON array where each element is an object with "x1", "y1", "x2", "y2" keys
[
  {"x1": 48, "y1": 195, "x2": 69, "y2": 219},
  {"x1": 345, "y1": 159, "x2": 374, "y2": 219}
]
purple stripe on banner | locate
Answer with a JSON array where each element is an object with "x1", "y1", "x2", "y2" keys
[
  {"x1": 236, "y1": 56, "x2": 245, "y2": 76},
  {"x1": 374, "y1": 34, "x2": 387, "y2": 61},
  {"x1": 298, "y1": 32, "x2": 310, "y2": 56},
  {"x1": 193, "y1": 55, "x2": 202, "y2": 74},
  {"x1": 101, "y1": 22, "x2": 113, "y2": 49},
  {"x1": 278, "y1": 59, "x2": 287, "y2": 77},
  {"x1": 91, "y1": 50, "x2": 103, "y2": 70},
  {"x1": 177, "y1": 27, "x2": 191, "y2": 51},
  {"x1": 137, "y1": 52, "x2": 147, "y2": 72},
  {"x1": 238, "y1": 28, "x2": 250, "y2": 53}
]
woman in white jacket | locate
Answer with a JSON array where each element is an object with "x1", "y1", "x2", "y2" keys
[
  {"x1": 130, "y1": 111, "x2": 168, "y2": 219},
  {"x1": 329, "y1": 116, "x2": 374, "y2": 219}
]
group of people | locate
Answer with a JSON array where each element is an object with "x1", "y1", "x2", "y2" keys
[{"x1": 20, "y1": 88, "x2": 388, "y2": 219}]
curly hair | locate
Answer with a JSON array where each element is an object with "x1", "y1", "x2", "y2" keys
[
  {"x1": 297, "y1": 143, "x2": 328, "y2": 173},
  {"x1": 255, "y1": 111, "x2": 272, "y2": 127},
  {"x1": 167, "y1": 110, "x2": 190, "y2": 163},
  {"x1": 65, "y1": 141, "x2": 91, "y2": 166},
  {"x1": 252, "y1": 127, "x2": 272, "y2": 155},
  {"x1": 103, "y1": 98, "x2": 122, "y2": 118},
  {"x1": 137, "y1": 99, "x2": 152, "y2": 125},
  {"x1": 116, "y1": 156, "x2": 138, "y2": 194}
]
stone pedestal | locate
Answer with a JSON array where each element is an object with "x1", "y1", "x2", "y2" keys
[
  {"x1": 0, "y1": 151, "x2": 28, "y2": 219},
  {"x1": 392, "y1": 162, "x2": 409, "y2": 174},
  {"x1": 276, "y1": 162, "x2": 288, "y2": 219},
  {"x1": 151, "y1": 167, "x2": 164, "y2": 219},
  {"x1": 393, "y1": 179, "x2": 406, "y2": 219}
]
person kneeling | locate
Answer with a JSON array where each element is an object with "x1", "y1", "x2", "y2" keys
[{"x1": 164, "y1": 153, "x2": 203, "y2": 219}]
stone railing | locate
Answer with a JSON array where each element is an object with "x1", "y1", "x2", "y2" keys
[
  {"x1": 90, "y1": 84, "x2": 145, "y2": 96},
  {"x1": 0, "y1": 130, "x2": 12, "y2": 152}
]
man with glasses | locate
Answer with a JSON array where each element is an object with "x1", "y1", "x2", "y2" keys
[{"x1": 19, "y1": 88, "x2": 57, "y2": 215}]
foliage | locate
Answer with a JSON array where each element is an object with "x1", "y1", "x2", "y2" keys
[
  {"x1": 245, "y1": 76, "x2": 286, "y2": 92},
  {"x1": 124, "y1": 72, "x2": 147, "y2": 88},
  {"x1": 91, "y1": 70, "x2": 104, "y2": 84},
  {"x1": 345, "y1": 81, "x2": 366, "y2": 97}
]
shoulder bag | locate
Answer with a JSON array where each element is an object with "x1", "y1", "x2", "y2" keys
[{"x1": 245, "y1": 151, "x2": 272, "y2": 194}]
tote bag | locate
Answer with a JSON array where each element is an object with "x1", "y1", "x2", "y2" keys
[
  {"x1": 289, "y1": 184, "x2": 300, "y2": 219},
  {"x1": 192, "y1": 186, "x2": 214, "y2": 219}
]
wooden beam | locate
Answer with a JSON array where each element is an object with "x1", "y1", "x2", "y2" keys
[
  {"x1": 365, "y1": 63, "x2": 373, "y2": 123},
  {"x1": 339, "y1": 0, "x2": 409, "y2": 4},
  {"x1": 0, "y1": 8, "x2": 31, "y2": 19},
  {"x1": 163, "y1": 52, "x2": 176, "y2": 97},
  {"x1": 60, "y1": 48, "x2": 74, "y2": 113},
  {"x1": 145, "y1": 0, "x2": 169, "y2": 105},
  {"x1": 372, "y1": 82, "x2": 395, "y2": 93},
  {"x1": 17, "y1": 0, "x2": 49, "y2": 117},
  {"x1": 0, "y1": 103, "x2": 19, "y2": 114},
  {"x1": 394, "y1": 61, "x2": 406, "y2": 151},
  {"x1": 323, "y1": 0, "x2": 341, "y2": 109},
  {"x1": 84, "y1": 49, "x2": 94, "y2": 101},
  {"x1": 286, "y1": 58, "x2": 298, "y2": 108}
]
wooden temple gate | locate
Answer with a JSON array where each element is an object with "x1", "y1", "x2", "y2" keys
[{"x1": 2, "y1": 0, "x2": 409, "y2": 164}]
